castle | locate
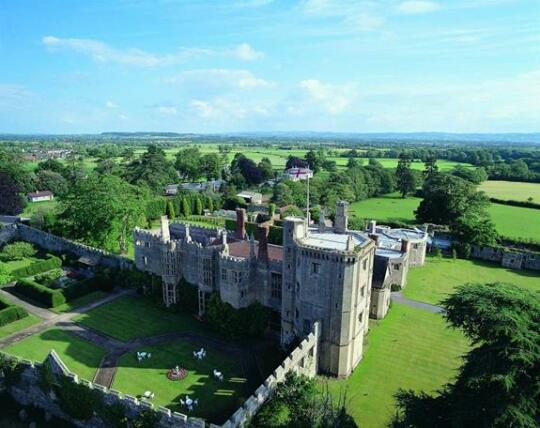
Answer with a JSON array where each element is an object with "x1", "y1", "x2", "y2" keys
[{"x1": 134, "y1": 202, "x2": 428, "y2": 378}]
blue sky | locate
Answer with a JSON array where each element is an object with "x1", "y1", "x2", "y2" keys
[{"x1": 0, "y1": 0, "x2": 539, "y2": 133}]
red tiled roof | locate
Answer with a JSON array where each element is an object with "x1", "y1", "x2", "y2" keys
[{"x1": 227, "y1": 241, "x2": 283, "y2": 262}]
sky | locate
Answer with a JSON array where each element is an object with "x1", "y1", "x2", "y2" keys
[{"x1": 0, "y1": 0, "x2": 539, "y2": 134}]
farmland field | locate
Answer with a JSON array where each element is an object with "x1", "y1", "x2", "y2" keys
[
  {"x1": 488, "y1": 202, "x2": 540, "y2": 240},
  {"x1": 479, "y1": 180, "x2": 540, "y2": 202}
]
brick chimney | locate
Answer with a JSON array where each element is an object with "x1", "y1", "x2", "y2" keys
[
  {"x1": 236, "y1": 208, "x2": 247, "y2": 240},
  {"x1": 257, "y1": 224, "x2": 270, "y2": 263},
  {"x1": 401, "y1": 239, "x2": 410, "y2": 253},
  {"x1": 369, "y1": 233, "x2": 379, "y2": 246}
]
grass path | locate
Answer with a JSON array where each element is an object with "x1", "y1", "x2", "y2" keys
[
  {"x1": 0, "y1": 314, "x2": 41, "y2": 339},
  {"x1": 324, "y1": 303, "x2": 469, "y2": 428},
  {"x1": 404, "y1": 257, "x2": 540, "y2": 305}
]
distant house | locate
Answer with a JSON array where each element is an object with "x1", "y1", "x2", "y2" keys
[
  {"x1": 165, "y1": 179, "x2": 224, "y2": 196},
  {"x1": 27, "y1": 191, "x2": 54, "y2": 203},
  {"x1": 236, "y1": 191, "x2": 263, "y2": 205},
  {"x1": 283, "y1": 167, "x2": 313, "y2": 181}
]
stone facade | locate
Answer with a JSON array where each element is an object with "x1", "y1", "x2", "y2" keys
[{"x1": 134, "y1": 203, "x2": 379, "y2": 378}]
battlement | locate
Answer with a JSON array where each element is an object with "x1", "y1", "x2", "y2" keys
[{"x1": 1, "y1": 350, "x2": 204, "y2": 428}]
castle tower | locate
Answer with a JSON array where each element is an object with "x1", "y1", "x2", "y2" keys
[
  {"x1": 160, "y1": 216, "x2": 170, "y2": 242},
  {"x1": 335, "y1": 201, "x2": 349, "y2": 233}
]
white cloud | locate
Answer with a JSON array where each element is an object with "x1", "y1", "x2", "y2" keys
[
  {"x1": 300, "y1": 79, "x2": 354, "y2": 114},
  {"x1": 157, "y1": 106, "x2": 178, "y2": 115},
  {"x1": 398, "y1": 1, "x2": 440, "y2": 14},
  {"x1": 234, "y1": 43, "x2": 264, "y2": 61},
  {"x1": 105, "y1": 100, "x2": 118, "y2": 109},
  {"x1": 42, "y1": 36, "x2": 264, "y2": 66},
  {"x1": 165, "y1": 69, "x2": 271, "y2": 89}
]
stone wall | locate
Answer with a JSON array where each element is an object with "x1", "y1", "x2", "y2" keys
[
  {"x1": 0, "y1": 224, "x2": 18, "y2": 247},
  {"x1": 1, "y1": 350, "x2": 204, "y2": 428},
  {"x1": 471, "y1": 245, "x2": 540, "y2": 271},
  {"x1": 13, "y1": 224, "x2": 133, "y2": 270},
  {"x1": 209, "y1": 322, "x2": 320, "y2": 428}
]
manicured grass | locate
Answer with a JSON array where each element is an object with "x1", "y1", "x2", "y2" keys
[
  {"x1": 2, "y1": 257, "x2": 39, "y2": 275},
  {"x1": 3, "y1": 328, "x2": 106, "y2": 380},
  {"x1": 404, "y1": 256, "x2": 540, "y2": 305},
  {"x1": 21, "y1": 199, "x2": 58, "y2": 217},
  {"x1": 0, "y1": 314, "x2": 41, "y2": 339},
  {"x1": 75, "y1": 295, "x2": 209, "y2": 341},
  {"x1": 349, "y1": 193, "x2": 420, "y2": 225},
  {"x1": 480, "y1": 180, "x2": 540, "y2": 202},
  {"x1": 113, "y1": 340, "x2": 247, "y2": 423},
  {"x1": 51, "y1": 290, "x2": 108, "y2": 314},
  {"x1": 487, "y1": 203, "x2": 540, "y2": 241},
  {"x1": 324, "y1": 303, "x2": 469, "y2": 428}
]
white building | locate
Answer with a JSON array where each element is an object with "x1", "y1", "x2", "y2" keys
[
  {"x1": 283, "y1": 167, "x2": 313, "y2": 181},
  {"x1": 27, "y1": 191, "x2": 54, "y2": 203}
]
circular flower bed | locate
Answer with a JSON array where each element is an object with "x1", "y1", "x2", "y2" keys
[{"x1": 167, "y1": 367, "x2": 188, "y2": 381}]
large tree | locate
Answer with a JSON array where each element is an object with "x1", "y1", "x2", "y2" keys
[
  {"x1": 393, "y1": 283, "x2": 540, "y2": 428},
  {"x1": 175, "y1": 147, "x2": 202, "y2": 181},
  {"x1": 126, "y1": 145, "x2": 178, "y2": 191},
  {"x1": 396, "y1": 153, "x2": 417, "y2": 198},
  {"x1": 0, "y1": 171, "x2": 24, "y2": 215},
  {"x1": 57, "y1": 174, "x2": 146, "y2": 253},
  {"x1": 35, "y1": 169, "x2": 68, "y2": 196}
]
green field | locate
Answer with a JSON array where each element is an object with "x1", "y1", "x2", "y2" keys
[
  {"x1": 113, "y1": 340, "x2": 247, "y2": 423},
  {"x1": 349, "y1": 193, "x2": 420, "y2": 225},
  {"x1": 0, "y1": 314, "x2": 41, "y2": 339},
  {"x1": 404, "y1": 256, "x2": 540, "y2": 305},
  {"x1": 3, "y1": 328, "x2": 106, "y2": 380},
  {"x1": 348, "y1": 194, "x2": 540, "y2": 240},
  {"x1": 480, "y1": 180, "x2": 540, "y2": 202},
  {"x1": 325, "y1": 303, "x2": 469, "y2": 428},
  {"x1": 488, "y1": 203, "x2": 540, "y2": 240},
  {"x1": 75, "y1": 295, "x2": 209, "y2": 341}
]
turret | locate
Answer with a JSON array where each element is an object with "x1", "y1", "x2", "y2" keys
[
  {"x1": 335, "y1": 201, "x2": 349, "y2": 233},
  {"x1": 160, "y1": 216, "x2": 170, "y2": 243}
]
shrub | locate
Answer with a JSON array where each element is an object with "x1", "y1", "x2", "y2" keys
[
  {"x1": 56, "y1": 375, "x2": 100, "y2": 420},
  {"x1": 34, "y1": 268, "x2": 64, "y2": 287},
  {"x1": 176, "y1": 280, "x2": 199, "y2": 313},
  {"x1": 14, "y1": 279, "x2": 66, "y2": 308},
  {"x1": 0, "y1": 242, "x2": 36, "y2": 261},
  {"x1": 11, "y1": 256, "x2": 62, "y2": 279},
  {"x1": 0, "y1": 305, "x2": 28, "y2": 327},
  {"x1": 206, "y1": 294, "x2": 269, "y2": 338}
]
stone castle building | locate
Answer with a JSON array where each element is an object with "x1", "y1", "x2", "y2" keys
[{"x1": 134, "y1": 201, "x2": 427, "y2": 378}]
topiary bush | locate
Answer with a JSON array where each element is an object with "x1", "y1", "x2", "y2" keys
[
  {"x1": 14, "y1": 278, "x2": 66, "y2": 308},
  {"x1": 0, "y1": 242, "x2": 36, "y2": 261},
  {"x1": 11, "y1": 255, "x2": 62, "y2": 279}
]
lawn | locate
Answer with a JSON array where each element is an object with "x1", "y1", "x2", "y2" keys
[
  {"x1": 3, "y1": 328, "x2": 106, "y2": 380},
  {"x1": 51, "y1": 290, "x2": 108, "y2": 314},
  {"x1": 324, "y1": 303, "x2": 469, "y2": 428},
  {"x1": 113, "y1": 340, "x2": 247, "y2": 423},
  {"x1": 479, "y1": 180, "x2": 540, "y2": 202},
  {"x1": 1, "y1": 257, "x2": 40, "y2": 275},
  {"x1": 349, "y1": 193, "x2": 420, "y2": 225},
  {"x1": 21, "y1": 199, "x2": 58, "y2": 217},
  {"x1": 404, "y1": 256, "x2": 540, "y2": 305},
  {"x1": 0, "y1": 314, "x2": 41, "y2": 339},
  {"x1": 488, "y1": 203, "x2": 540, "y2": 240},
  {"x1": 75, "y1": 295, "x2": 209, "y2": 341}
]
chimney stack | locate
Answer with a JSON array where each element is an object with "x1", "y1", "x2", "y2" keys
[
  {"x1": 401, "y1": 239, "x2": 410, "y2": 253},
  {"x1": 369, "y1": 220, "x2": 377, "y2": 234},
  {"x1": 369, "y1": 233, "x2": 379, "y2": 246},
  {"x1": 335, "y1": 200, "x2": 349, "y2": 233},
  {"x1": 236, "y1": 208, "x2": 247, "y2": 240},
  {"x1": 257, "y1": 224, "x2": 270, "y2": 263}
]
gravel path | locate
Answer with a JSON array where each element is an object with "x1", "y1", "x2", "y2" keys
[{"x1": 391, "y1": 291, "x2": 444, "y2": 314}]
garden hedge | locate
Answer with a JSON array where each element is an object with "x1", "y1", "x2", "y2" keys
[
  {"x1": 14, "y1": 279, "x2": 66, "y2": 308},
  {"x1": 11, "y1": 256, "x2": 62, "y2": 280},
  {"x1": 490, "y1": 198, "x2": 540, "y2": 210},
  {"x1": 0, "y1": 295, "x2": 29, "y2": 327}
]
